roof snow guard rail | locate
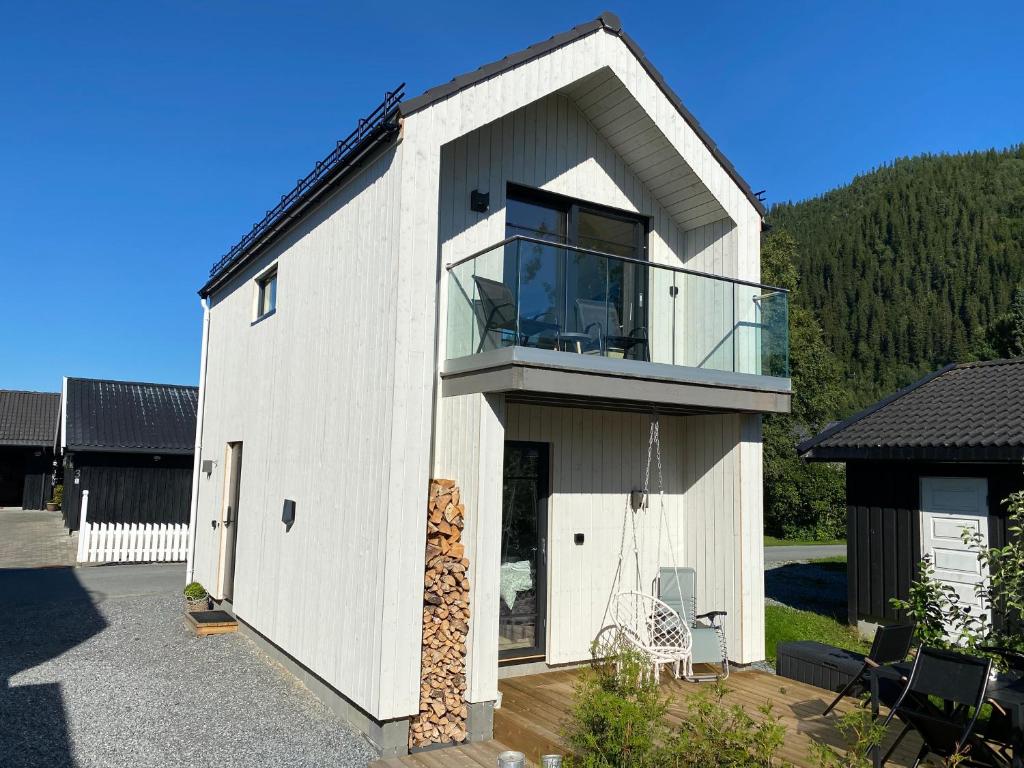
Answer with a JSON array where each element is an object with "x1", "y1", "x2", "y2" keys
[{"x1": 206, "y1": 84, "x2": 405, "y2": 285}]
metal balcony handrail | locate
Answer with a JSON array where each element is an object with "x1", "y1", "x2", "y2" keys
[{"x1": 445, "y1": 234, "x2": 790, "y2": 295}]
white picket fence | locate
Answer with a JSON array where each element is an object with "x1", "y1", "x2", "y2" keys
[{"x1": 76, "y1": 489, "x2": 189, "y2": 563}]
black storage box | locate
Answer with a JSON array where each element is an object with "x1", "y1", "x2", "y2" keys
[{"x1": 776, "y1": 640, "x2": 867, "y2": 692}]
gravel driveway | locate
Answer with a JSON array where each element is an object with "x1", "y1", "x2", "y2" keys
[{"x1": 1, "y1": 569, "x2": 376, "y2": 768}]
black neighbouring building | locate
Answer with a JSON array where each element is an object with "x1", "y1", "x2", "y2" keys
[
  {"x1": 58, "y1": 378, "x2": 199, "y2": 531},
  {"x1": 798, "y1": 358, "x2": 1024, "y2": 627},
  {"x1": 0, "y1": 390, "x2": 60, "y2": 508}
]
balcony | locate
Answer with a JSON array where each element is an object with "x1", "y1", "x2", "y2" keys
[{"x1": 442, "y1": 236, "x2": 791, "y2": 415}]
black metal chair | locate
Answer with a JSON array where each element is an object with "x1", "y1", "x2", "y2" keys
[
  {"x1": 574, "y1": 298, "x2": 649, "y2": 360},
  {"x1": 473, "y1": 275, "x2": 559, "y2": 351},
  {"x1": 823, "y1": 623, "x2": 916, "y2": 715},
  {"x1": 975, "y1": 646, "x2": 1024, "y2": 763},
  {"x1": 878, "y1": 646, "x2": 1003, "y2": 768}
]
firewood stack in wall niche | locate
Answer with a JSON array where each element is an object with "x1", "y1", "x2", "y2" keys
[{"x1": 410, "y1": 479, "x2": 470, "y2": 748}]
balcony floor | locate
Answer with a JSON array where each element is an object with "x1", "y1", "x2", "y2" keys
[{"x1": 441, "y1": 346, "x2": 791, "y2": 415}]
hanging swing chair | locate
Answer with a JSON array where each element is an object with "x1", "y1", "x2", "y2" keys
[{"x1": 607, "y1": 414, "x2": 729, "y2": 683}]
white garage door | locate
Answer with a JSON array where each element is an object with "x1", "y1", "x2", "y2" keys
[{"x1": 920, "y1": 477, "x2": 988, "y2": 622}]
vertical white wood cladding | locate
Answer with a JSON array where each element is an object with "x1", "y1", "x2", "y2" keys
[
  {"x1": 503, "y1": 404, "x2": 759, "y2": 664},
  {"x1": 190, "y1": 144, "x2": 425, "y2": 721},
  {"x1": 425, "y1": 29, "x2": 768, "y2": 684},
  {"x1": 435, "y1": 93, "x2": 758, "y2": 375},
  {"x1": 432, "y1": 393, "x2": 506, "y2": 704}
]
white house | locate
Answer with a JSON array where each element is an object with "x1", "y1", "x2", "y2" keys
[{"x1": 187, "y1": 12, "x2": 791, "y2": 757}]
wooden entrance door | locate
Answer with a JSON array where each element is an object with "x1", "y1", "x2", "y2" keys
[
  {"x1": 920, "y1": 476, "x2": 988, "y2": 625},
  {"x1": 217, "y1": 442, "x2": 243, "y2": 601}
]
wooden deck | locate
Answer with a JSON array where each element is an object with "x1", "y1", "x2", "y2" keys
[
  {"x1": 372, "y1": 667, "x2": 924, "y2": 768},
  {"x1": 371, "y1": 740, "x2": 518, "y2": 768},
  {"x1": 494, "y1": 668, "x2": 923, "y2": 767}
]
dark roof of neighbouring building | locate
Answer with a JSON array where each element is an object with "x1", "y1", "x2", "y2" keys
[
  {"x1": 201, "y1": 11, "x2": 765, "y2": 297},
  {"x1": 798, "y1": 358, "x2": 1024, "y2": 462},
  {"x1": 0, "y1": 390, "x2": 60, "y2": 447},
  {"x1": 64, "y1": 378, "x2": 199, "y2": 455}
]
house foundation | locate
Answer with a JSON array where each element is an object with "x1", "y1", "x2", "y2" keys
[{"x1": 228, "y1": 607, "x2": 411, "y2": 757}]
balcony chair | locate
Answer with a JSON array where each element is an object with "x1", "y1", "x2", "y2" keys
[
  {"x1": 822, "y1": 622, "x2": 916, "y2": 715},
  {"x1": 877, "y1": 646, "x2": 1004, "y2": 768},
  {"x1": 473, "y1": 275, "x2": 560, "y2": 351},
  {"x1": 657, "y1": 567, "x2": 729, "y2": 682},
  {"x1": 574, "y1": 298, "x2": 649, "y2": 361}
]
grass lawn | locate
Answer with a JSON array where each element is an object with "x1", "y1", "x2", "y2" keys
[
  {"x1": 764, "y1": 535, "x2": 846, "y2": 547},
  {"x1": 809, "y1": 555, "x2": 847, "y2": 566},
  {"x1": 764, "y1": 604, "x2": 868, "y2": 664}
]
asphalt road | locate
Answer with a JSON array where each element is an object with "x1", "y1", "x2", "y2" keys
[
  {"x1": 0, "y1": 562, "x2": 184, "y2": 607},
  {"x1": 763, "y1": 544, "x2": 846, "y2": 563}
]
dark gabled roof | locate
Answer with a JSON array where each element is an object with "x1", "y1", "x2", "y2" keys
[
  {"x1": 0, "y1": 390, "x2": 60, "y2": 447},
  {"x1": 798, "y1": 358, "x2": 1024, "y2": 462},
  {"x1": 401, "y1": 11, "x2": 766, "y2": 218},
  {"x1": 202, "y1": 11, "x2": 765, "y2": 298},
  {"x1": 64, "y1": 378, "x2": 199, "y2": 455}
]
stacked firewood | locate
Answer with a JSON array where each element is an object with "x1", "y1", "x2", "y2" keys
[{"x1": 409, "y1": 479, "x2": 471, "y2": 748}]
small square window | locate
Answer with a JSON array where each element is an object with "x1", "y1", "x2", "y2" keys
[{"x1": 256, "y1": 268, "x2": 277, "y2": 320}]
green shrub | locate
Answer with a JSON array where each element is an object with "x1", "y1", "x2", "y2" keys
[
  {"x1": 563, "y1": 641, "x2": 669, "y2": 768},
  {"x1": 889, "y1": 555, "x2": 962, "y2": 648},
  {"x1": 183, "y1": 582, "x2": 208, "y2": 601},
  {"x1": 660, "y1": 682, "x2": 787, "y2": 768},
  {"x1": 52, "y1": 484, "x2": 63, "y2": 506},
  {"x1": 809, "y1": 699, "x2": 886, "y2": 768},
  {"x1": 564, "y1": 643, "x2": 790, "y2": 767}
]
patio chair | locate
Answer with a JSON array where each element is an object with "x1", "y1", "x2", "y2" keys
[
  {"x1": 473, "y1": 275, "x2": 560, "y2": 351},
  {"x1": 822, "y1": 622, "x2": 916, "y2": 715},
  {"x1": 610, "y1": 590, "x2": 692, "y2": 683},
  {"x1": 657, "y1": 567, "x2": 729, "y2": 682},
  {"x1": 878, "y1": 646, "x2": 1004, "y2": 768},
  {"x1": 574, "y1": 299, "x2": 649, "y2": 360},
  {"x1": 975, "y1": 646, "x2": 1024, "y2": 763}
]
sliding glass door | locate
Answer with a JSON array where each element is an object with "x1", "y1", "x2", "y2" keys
[
  {"x1": 499, "y1": 441, "x2": 549, "y2": 660},
  {"x1": 503, "y1": 187, "x2": 648, "y2": 358}
]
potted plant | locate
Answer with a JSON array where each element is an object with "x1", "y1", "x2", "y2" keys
[
  {"x1": 184, "y1": 582, "x2": 210, "y2": 613},
  {"x1": 46, "y1": 484, "x2": 63, "y2": 512}
]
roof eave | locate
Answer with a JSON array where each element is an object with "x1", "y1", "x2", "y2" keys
[
  {"x1": 398, "y1": 11, "x2": 766, "y2": 217},
  {"x1": 65, "y1": 445, "x2": 196, "y2": 456}
]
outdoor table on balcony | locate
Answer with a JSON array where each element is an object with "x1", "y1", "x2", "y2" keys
[
  {"x1": 868, "y1": 661, "x2": 1024, "y2": 768},
  {"x1": 555, "y1": 332, "x2": 597, "y2": 354}
]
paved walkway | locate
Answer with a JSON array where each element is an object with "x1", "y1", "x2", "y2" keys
[
  {"x1": 763, "y1": 543, "x2": 845, "y2": 563},
  {"x1": 0, "y1": 508, "x2": 78, "y2": 568}
]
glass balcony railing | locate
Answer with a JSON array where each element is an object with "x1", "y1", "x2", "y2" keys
[{"x1": 446, "y1": 236, "x2": 789, "y2": 379}]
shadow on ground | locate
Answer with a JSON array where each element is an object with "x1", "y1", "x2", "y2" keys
[
  {"x1": 765, "y1": 562, "x2": 847, "y2": 621},
  {"x1": 0, "y1": 568, "x2": 107, "y2": 768}
]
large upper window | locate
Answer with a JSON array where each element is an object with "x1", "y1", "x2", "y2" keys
[{"x1": 255, "y1": 268, "x2": 277, "y2": 320}]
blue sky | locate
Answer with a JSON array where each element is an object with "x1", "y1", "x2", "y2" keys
[{"x1": 2, "y1": 1, "x2": 1022, "y2": 392}]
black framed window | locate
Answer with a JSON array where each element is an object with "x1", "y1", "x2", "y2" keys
[
  {"x1": 255, "y1": 268, "x2": 277, "y2": 320},
  {"x1": 504, "y1": 185, "x2": 649, "y2": 352}
]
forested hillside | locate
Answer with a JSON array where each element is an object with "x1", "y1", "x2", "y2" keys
[{"x1": 768, "y1": 145, "x2": 1024, "y2": 409}]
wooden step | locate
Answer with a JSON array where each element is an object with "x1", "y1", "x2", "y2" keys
[{"x1": 186, "y1": 609, "x2": 239, "y2": 636}]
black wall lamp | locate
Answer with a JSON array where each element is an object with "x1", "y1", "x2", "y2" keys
[{"x1": 470, "y1": 189, "x2": 489, "y2": 213}]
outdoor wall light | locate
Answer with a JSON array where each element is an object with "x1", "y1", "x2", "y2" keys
[
  {"x1": 201, "y1": 459, "x2": 214, "y2": 476},
  {"x1": 282, "y1": 499, "x2": 296, "y2": 530},
  {"x1": 630, "y1": 489, "x2": 646, "y2": 511},
  {"x1": 153, "y1": 455, "x2": 162, "y2": 462},
  {"x1": 470, "y1": 189, "x2": 489, "y2": 213}
]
